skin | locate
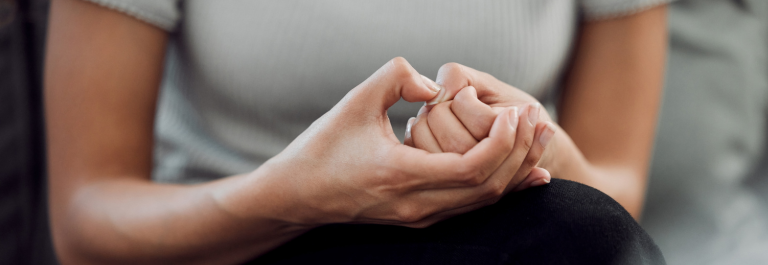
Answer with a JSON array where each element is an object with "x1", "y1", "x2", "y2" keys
[
  {"x1": 45, "y1": 0, "x2": 548, "y2": 263},
  {"x1": 408, "y1": 6, "x2": 668, "y2": 219},
  {"x1": 404, "y1": 84, "x2": 555, "y2": 191}
]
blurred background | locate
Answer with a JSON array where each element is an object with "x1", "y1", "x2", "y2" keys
[
  {"x1": 0, "y1": 0, "x2": 55, "y2": 264},
  {"x1": 1, "y1": 0, "x2": 767, "y2": 264}
]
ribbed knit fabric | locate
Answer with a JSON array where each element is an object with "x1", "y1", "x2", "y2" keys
[
  {"x1": 79, "y1": 0, "x2": 670, "y2": 184},
  {"x1": 75, "y1": 0, "x2": 669, "y2": 185}
]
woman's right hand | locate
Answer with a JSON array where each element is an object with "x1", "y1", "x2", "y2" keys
[{"x1": 216, "y1": 57, "x2": 526, "y2": 229}]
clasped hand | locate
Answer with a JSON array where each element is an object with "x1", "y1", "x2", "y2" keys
[{"x1": 244, "y1": 57, "x2": 555, "y2": 229}]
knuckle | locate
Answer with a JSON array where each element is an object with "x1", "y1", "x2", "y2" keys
[
  {"x1": 520, "y1": 137, "x2": 534, "y2": 151},
  {"x1": 370, "y1": 168, "x2": 400, "y2": 192},
  {"x1": 388, "y1": 57, "x2": 412, "y2": 79},
  {"x1": 457, "y1": 164, "x2": 485, "y2": 186},
  {"x1": 438, "y1": 62, "x2": 463, "y2": 74},
  {"x1": 389, "y1": 56, "x2": 408, "y2": 68},
  {"x1": 484, "y1": 180, "x2": 506, "y2": 198}
]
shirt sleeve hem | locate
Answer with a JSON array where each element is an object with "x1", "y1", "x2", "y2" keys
[
  {"x1": 583, "y1": 0, "x2": 673, "y2": 21},
  {"x1": 82, "y1": 0, "x2": 176, "y2": 31}
]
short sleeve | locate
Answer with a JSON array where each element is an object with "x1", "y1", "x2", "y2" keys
[
  {"x1": 580, "y1": 0, "x2": 674, "y2": 20},
  {"x1": 81, "y1": 0, "x2": 181, "y2": 31}
]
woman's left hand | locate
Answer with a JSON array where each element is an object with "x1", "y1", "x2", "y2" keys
[
  {"x1": 422, "y1": 63, "x2": 558, "y2": 171},
  {"x1": 403, "y1": 82, "x2": 556, "y2": 193}
]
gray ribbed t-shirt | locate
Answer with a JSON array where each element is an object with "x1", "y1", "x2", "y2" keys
[{"x1": 83, "y1": 0, "x2": 668, "y2": 184}]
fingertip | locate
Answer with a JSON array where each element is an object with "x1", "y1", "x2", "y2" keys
[
  {"x1": 517, "y1": 104, "x2": 529, "y2": 118},
  {"x1": 407, "y1": 117, "x2": 416, "y2": 127},
  {"x1": 421, "y1": 75, "x2": 442, "y2": 95},
  {"x1": 508, "y1": 107, "x2": 519, "y2": 130},
  {"x1": 534, "y1": 167, "x2": 552, "y2": 181},
  {"x1": 530, "y1": 177, "x2": 551, "y2": 187},
  {"x1": 488, "y1": 106, "x2": 518, "y2": 140},
  {"x1": 539, "y1": 122, "x2": 556, "y2": 147},
  {"x1": 402, "y1": 71, "x2": 442, "y2": 104},
  {"x1": 513, "y1": 167, "x2": 551, "y2": 192},
  {"x1": 404, "y1": 117, "x2": 416, "y2": 146},
  {"x1": 530, "y1": 167, "x2": 551, "y2": 187},
  {"x1": 423, "y1": 76, "x2": 447, "y2": 106},
  {"x1": 417, "y1": 105, "x2": 433, "y2": 117}
]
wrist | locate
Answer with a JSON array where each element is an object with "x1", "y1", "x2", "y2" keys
[{"x1": 209, "y1": 164, "x2": 319, "y2": 233}]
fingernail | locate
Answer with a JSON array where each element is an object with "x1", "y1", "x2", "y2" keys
[
  {"x1": 518, "y1": 105, "x2": 528, "y2": 118},
  {"x1": 417, "y1": 106, "x2": 428, "y2": 116},
  {"x1": 530, "y1": 178, "x2": 550, "y2": 187},
  {"x1": 405, "y1": 117, "x2": 415, "y2": 138},
  {"x1": 539, "y1": 122, "x2": 555, "y2": 147},
  {"x1": 423, "y1": 76, "x2": 447, "y2": 106},
  {"x1": 528, "y1": 103, "x2": 540, "y2": 126},
  {"x1": 508, "y1": 107, "x2": 519, "y2": 128},
  {"x1": 425, "y1": 88, "x2": 447, "y2": 106},
  {"x1": 421, "y1": 75, "x2": 442, "y2": 93}
]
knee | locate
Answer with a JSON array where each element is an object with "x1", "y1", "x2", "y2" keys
[
  {"x1": 527, "y1": 179, "x2": 633, "y2": 227},
  {"x1": 500, "y1": 179, "x2": 665, "y2": 264}
]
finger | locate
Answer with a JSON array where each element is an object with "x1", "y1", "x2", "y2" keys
[
  {"x1": 396, "y1": 167, "x2": 552, "y2": 225},
  {"x1": 404, "y1": 166, "x2": 553, "y2": 228},
  {"x1": 422, "y1": 75, "x2": 449, "y2": 106},
  {"x1": 346, "y1": 57, "x2": 441, "y2": 115},
  {"x1": 507, "y1": 121, "x2": 555, "y2": 191},
  {"x1": 511, "y1": 167, "x2": 552, "y2": 192},
  {"x1": 476, "y1": 103, "x2": 540, "y2": 196},
  {"x1": 403, "y1": 117, "x2": 416, "y2": 147},
  {"x1": 405, "y1": 167, "x2": 552, "y2": 227},
  {"x1": 411, "y1": 106, "x2": 442, "y2": 153},
  {"x1": 397, "y1": 197, "x2": 495, "y2": 228},
  {"x1": 432, "y1": 63, "x2": 498, "y2": 105},
  {"x1": 390, "y1": 106, "x2": 518, "y2": 189},
  {"x1": 378, "y1": 108, "x2": 521, "y2": 224},
  {"x1": 451, "y1": 86, "x2": 498, "y2": 140},
  {"x1": 427, "y1": 101, "x2": 478, "y2": 154}
]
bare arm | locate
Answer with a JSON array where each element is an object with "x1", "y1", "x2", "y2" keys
[
  {"x1": 45, "y1": 0, "x2": 306, "y2": 263},
  {"x1": 555, "y1": 6, "x2": 667, "y2": 219},
  {"x1": 422, "y1": 6, "x2": 667, "y2": 219}
]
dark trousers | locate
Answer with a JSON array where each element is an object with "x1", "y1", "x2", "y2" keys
[{"x1": 249, "y1": 179, "x2": 665, "y2": 265}]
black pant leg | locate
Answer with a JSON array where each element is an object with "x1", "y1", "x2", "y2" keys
[{"x1": 249, "y1": 179, "x2": 665, "y2": 265}]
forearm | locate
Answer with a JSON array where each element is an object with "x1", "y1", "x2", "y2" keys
[
  {"x1": 543, "y1": 125, "x2": 646, "y2": 219},
  {"x1": 53, "y1": 174, "x2": 311, "y2": 265},
  {"x1": 544, "y1": 6, "x2": 667, "y2": 220}
]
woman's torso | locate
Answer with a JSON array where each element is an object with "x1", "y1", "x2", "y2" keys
[{"x1": 153, "y1": 0, "x2": 578, "y2": 183}]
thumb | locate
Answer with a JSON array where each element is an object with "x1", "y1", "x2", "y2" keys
[{"x1": 346, "y1": 57, "x2": 440, "y2": 114}]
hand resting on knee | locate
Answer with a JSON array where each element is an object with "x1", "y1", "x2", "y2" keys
[{"x1": 404, "y1": 81, "x2": 555, "y2": 194}]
